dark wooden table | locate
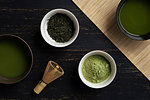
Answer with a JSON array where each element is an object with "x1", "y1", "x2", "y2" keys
[{"x1": 0, "y1": 0, "x2": 150, "y2": 100}]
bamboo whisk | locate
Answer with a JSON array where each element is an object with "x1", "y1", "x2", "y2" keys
[{"x1": 34, "y1": 61, "x2": 64, "y2": 94}]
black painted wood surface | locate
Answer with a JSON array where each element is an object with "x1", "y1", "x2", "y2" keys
[{"x1": 0, "y1": 0, "x2": 150, "y2": 100}]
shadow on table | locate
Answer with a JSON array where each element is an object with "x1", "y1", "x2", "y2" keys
[{"x1": 70, "y1": 63, "x2": 105, "y2": 94}]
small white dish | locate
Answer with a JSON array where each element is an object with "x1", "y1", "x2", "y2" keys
[
  {"x1": 41, "y1": 9, "x2": 79, "y2": 47},
  {"x1": 78, "y1": 50, "x2": 117, "y2": 89}
]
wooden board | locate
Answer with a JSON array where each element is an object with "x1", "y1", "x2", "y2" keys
[{"x1": 73, "y1": 0, "x2": 150, "y2": 80}]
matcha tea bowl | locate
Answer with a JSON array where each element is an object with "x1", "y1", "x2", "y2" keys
[
  {"x1": 41, "y1": 9, "x2": 79, "y2": 47},
  {"x1": 0, "y1": 35, "x2": 33, "y2": 84},
  {"x1": 78, "y1": 50, "x2": 116, "y2": 89},
  {"x1": 116, "y1": 0, "x2": 150, "y2": 40}
]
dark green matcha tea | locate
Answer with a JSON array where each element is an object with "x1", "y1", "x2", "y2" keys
[
  {"x1": 0, "y1": 39, "x2": 29, "y2": 78},
  {"x1": 120, "y1": 0, "x2": 150, "y2": 35},
  {"x1": 47, "y1": 14, "x2": 74, "y2": 43}
]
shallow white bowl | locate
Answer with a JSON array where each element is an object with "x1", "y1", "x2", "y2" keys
[
  {"x1": 41, "y1": 9, "x2": 79, "y2": 47},
  {"x1": 78, "y1": 50, "x2": 117, "y2": 89}
]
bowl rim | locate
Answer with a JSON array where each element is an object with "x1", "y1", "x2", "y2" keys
[
  {"x1": 78, "y1": 50, "x2": 117, "y2": 89},
  {"x1": 40, "y1": 8, "x2": 79, "y2": 47},
  {"x1": 0, "y1": 34, "x2": 33, "y2": 84},
  {"x1": 116, "y1": 0, "x2": 150, "y2": 40}
]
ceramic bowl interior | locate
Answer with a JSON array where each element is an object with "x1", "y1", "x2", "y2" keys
[
  {"x1": 116, "y1": 0, "x2": 150, "y2": 40},
  {"x1": 41, "y1": 9, "x2": 79, "y2": 47},
  {"x1": 78, "y1": 50, "x2": 117, "y2": 89},
  {"x1": 0, "y1": 35, "x2": 33, "y2": 84}
]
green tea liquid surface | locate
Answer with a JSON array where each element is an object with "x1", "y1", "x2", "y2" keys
[
  {"x1": 120, "y1": 0, "x2": 150, "y2": 35},
  {"x1": 0, "y1": 40, "x2": 28, "y2": 78}
]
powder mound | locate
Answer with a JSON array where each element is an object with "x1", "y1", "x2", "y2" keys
[{"x1": 82, "y1": 55, "x2": 111, "y2": 83}]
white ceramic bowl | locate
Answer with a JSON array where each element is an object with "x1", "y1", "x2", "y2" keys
[
  {"x1": 78, "y1": 50, "x2": 117, "y2": 89},
  {"x1": 41, "y1": 9, "x2": 79, "y2": 47}
]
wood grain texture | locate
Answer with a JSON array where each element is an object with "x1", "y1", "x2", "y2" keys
[
  {"x1": 73, "y1": 0, "x2": 150, "y2": 80},
  {"x1": 0, "y1": 0, "x2": 150, "y2": 100}
]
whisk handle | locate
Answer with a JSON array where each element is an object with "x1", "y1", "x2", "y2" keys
[{"x1": 34, "y1": 80, "x2": 47, "y2": 94}]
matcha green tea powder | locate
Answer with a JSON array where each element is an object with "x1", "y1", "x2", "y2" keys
[{"x1": 82, "y1": 55, "x2": 111, "y2": 83}]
